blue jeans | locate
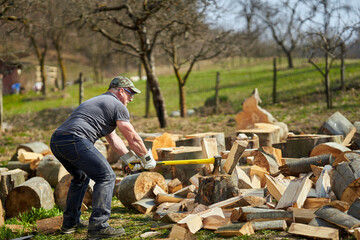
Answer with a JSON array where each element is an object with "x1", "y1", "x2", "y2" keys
[{"x1": 50, "y1": 133, "x2": 116, "y2": 231}]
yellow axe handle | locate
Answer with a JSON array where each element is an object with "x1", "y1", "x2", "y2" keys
[{"x1": 156, "y1": 157, "x2": 215, "y2": 165}]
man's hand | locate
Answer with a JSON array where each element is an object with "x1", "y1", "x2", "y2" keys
[
  {"x1": 139, "y1": 149, "x2": 156, "y2": 170},
  {"x1": 120, "y1": 150, "x2": 143, "y2": 171}
]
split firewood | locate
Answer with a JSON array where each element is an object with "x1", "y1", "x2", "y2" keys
[
  {"x1": 177, "y1": 214, "x2": 203, "y2": 234},
  {"x1": 310, "y1": 142, "x2": 351, "y2": 158},
  {"x1": 348, "y1": 198, "x2": 360, "y2": 221},
  {"x1": 237, "y1": 195, "x2": 266, "y2": 207},
  {"x1": 183, "y1": 132, "x2": 226, "y2": 153},
  {"x1": 354, "y1": 227, "x2": 360, "y2": 240},
  {"x1": 310, "y1": 164, "x2": 323, "y2": 178},
  {"x1": 251, "y1": 220, "x2": 287, "y2": 231},
  {"x1": 180, "y1": 198, "x2": 195, "y2": 212},
  {"x1": 333, "y1": 152, "x2": 360, "y2": 167},
  {"x1": 153, "y1": 184, "x2": 167, "y2": 196},
  {"x1": 160, "y1": 212, "x2": 189, "y2": 223},
  {"x1": 249, "y1": 165, "x2": 269, "y2": 187},
  {"x1": 276, "y1": 173, "x2": 312, "y2": 209},
  {"x1": 16, "y1": 141, "x2": 49, "y2": 156},
  {"x1": 189, "y1": 173, "x2": 202, "y2": 189},
  {"x1": 208, "y1": 195, "x2": 244, "y2": 209},
  {"x1": 237, "y1": 123, "x2": 283, "y2": 147},
  {"x1": 153, "y1": 202, "x2": 182, "y2": 221},
  {"x1": 168, "y1": 224, "x2": 195, "y2": 240},
  {"x1": 0, "y1": 168, "x2": 26, "y2": 207},
  {"x1": 215, "y1": 222, "x2": 254, "y2": 237},
  {"x1": 36, "y1": 155, "x2": 69, "y2": 188},
  {"x1": 231, "y1": 206, "x2": 285, "y2": 222},
  {"x1": 246, "y1": 210, "x2": 293, "y2": 223},
  {"x1": 151, "y1": 132, "x2": 176, "y2": 160},
  {"x1": 201, "y1": 138, "x2": 218, "y2": 174},
  {"x1": 173, "y1": 185, "x2": 196, "y2": 198},
  {"x1": 235, "y1": 88, "x2": 276, "y2": 130},
  {"x1": 253, "y1": 151, "x2": 279, "y2": 174},
  {"x1": 261, "y1": 146, "x2": 283, "y2": 166},
  {"x1": 6, "y1": 161, "x2": 35, "y2": 178},
  {"x1": 288, "y1": 207, "x2": 316, "y2": 224},
  {"x1": 17, "y1": 151, "x2": 43, "y2": 164},
  {"x1": 265, "y1": 174, "x2": 289, "y2": 201},
  {"x1": 308, "y1": 217, "x2": 343, "y2": 230},
  {"x1": 36, "y1": 215, "x2": 62, "y2": 234},
  {"x1": 330, "y1": 153, "x2": 360, "y2": 204},
  {"x1": 288, "y1": 223, "x2": 339, "y2": 240},
  {"x1": 132, "y1": 198, "x2": 157, "y2": 214},
  {"x1": 150, "y1": 222, "x2": 175, "y2": 230},
  {"x1": 318, "y1": 111, "x2": 356, "y2": 146},
  {"x1": 223, "y1": 140, "x2": 248, "y2": 175},
  {"x1": 6, "y1": 177, "x2": 54, "y2": 218},
  {"x1": 167, "y1": 178, "x2": 182, "y2": 193},
  {"x1": 251, "y1": 175, "x2": 261, "y2": 188},
  {"x1": 280, "y1": 155, "x2": 333, "y2": 176},
  {"x1": 233, "y1": 166, "x2": 253, "y2": 189},
  {"x1": 203, "y1": 215, "x2": 231, "y2": 230},
  {"x1": 117, "y1": 172, "x2": 167, "y2": 208},
  {"x1": 303, "y1": 198, "x2": 330, "y2": 209},
  {"x1": 156, "y1": 193, "x2": 185, "y2": 204},
  {"x1": 315, "y1": 205, "x2": 360, "y2": 230}
]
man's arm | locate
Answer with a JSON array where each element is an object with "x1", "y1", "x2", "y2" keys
[{"x1": 116, "y1": 120, "x2": 147, "y2": 157}]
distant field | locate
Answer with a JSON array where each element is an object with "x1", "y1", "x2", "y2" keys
[{"x1": 3, "y1": 57, "x2": 360, "y2": 118}]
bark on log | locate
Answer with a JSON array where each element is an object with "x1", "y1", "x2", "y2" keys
[
  {"x1": 156, "y1": 146, "x2": 204, "y2": 185},
  {"x1": 36, "y1": 155, "x2": 68, "y2": 188},
  {"x1": 5, "y1": 177, "x2": 54, "y2": 218},
  {"x1": 315, "y1": 205, "x2": 360, "y2": 230},
  {"x1": 117, "y1": 172, "x2": 167, "y2": 208},
  {"x1": 279, "y1": 154, "x2": 333, "y2": 175},
  {"x1": 132, "y1": 198, "x2": 157, "y2": 214},
  {"x1": 251, "y1": 220, "x2": 287, "y2": 231},
  {"x1": 6, "y1": 161, "x2": 35, "y2": 178},
  {"x1": 16, "y1": 141, "x2": 49, "y2": 155},
  {"x1": 310, "y1": 142, "x2": 351, "y2": 158},
  {"x1": 330, "y1": 154, "x2": 360, "y2": 204},
  {"x1": 195, "y1": 175, "x2": 239, "y2": 206},
  {"x1": 348, "y1": 198, "x2": 360, "y2": 221},
  {"x1": 54, "y1": 174, "x2": 93, "y2": 211},
  {"x1": 0, "y1": 169, "x2": 26, "y2": 207}
]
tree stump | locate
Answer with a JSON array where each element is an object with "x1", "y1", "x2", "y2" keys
[
  {"x1": 5, "y1": 176, "x2": 54, "y2": 218},
  {"x1": 195, "y1": 175, "x2": 239, "y2": 206},
  {"x1": 117, "y1": 172, "x2": 167, "y2": 208},
  {"x1": 54, "y1": 174, "x2": 93, "y2": 211},
  {"x1": 330, "y1": 153, "x2": 360, "y2": 204},
  {"x1": 0, "y1": 169, "x2": 26, "y2": 208},
  {"x1": 157, "y1": 146, "x2": 204, "y2": 185},
  {"x1": 36, "y1": 155, "x2": 68, "y2": 188}
]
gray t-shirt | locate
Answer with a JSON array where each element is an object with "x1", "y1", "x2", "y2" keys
[{"x1": 55, "y1": 92, "x2": 130, "y2": 143}]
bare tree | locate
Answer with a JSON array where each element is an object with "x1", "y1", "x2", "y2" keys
[
  {"x1": 257, "y1": 0, "x2": 315, "y2": 68},
  {"x1": 78, "y1": 0, "x2": 179, "y2": 128},
  {"x1": 306, "y1": 0, "x2": 357, "y2": 108},
  {"x1": 160, "y1": 1, "x2": 229, "y2": 117}
]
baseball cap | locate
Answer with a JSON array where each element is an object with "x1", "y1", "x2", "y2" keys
[{"x1": 108, "y1": 76, "x2": 141, "y2": 94}]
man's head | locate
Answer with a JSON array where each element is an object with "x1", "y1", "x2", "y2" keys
[{"x1": 108, "y1": 76, "x2": 141, "y2": 94}]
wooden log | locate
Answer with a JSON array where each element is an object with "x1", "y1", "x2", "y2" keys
[
  {"x1": 315, "y1": 205, "x2": 360, "y2": 230},
  {"x1": 232, "y1": 206, "x2": 285, "y2": 222},
  {"x1": 157, "y1": 146, "x2": 204, "y2": 185},
  {"x1": 215, "y1": 222, "x2": 254, "y2": 237},
  {"x1": 150, "y1": 222, "x2": 175, "y2": 230},
  {"x1": 0, "y1": 168, "x2": 26, "y2": 207},
  {"x1": 184, "y1": 132, "x2": 226, "y2": 153},
  {"x1": 132, "y1": 198, "x2": 157, "y2": 214},
  {"x1": 288, "y1": 207, "x2": 316, "y2": 224},
  {"x1": 195, "y1": 175, "x2": 239, "y2": 205},
  {"x1": 251, "y1": 174, "x2": 261, "y2": 188},
  {"x1": 156, "y1": 193, "x2": 185, "y2": 204},
  {"x1": 347, "y1": 198, "x2": 360, "y2": 221},
  {"x1": 261, "y1": 146, "x2": 283, "y2": 166},
  {"x1": 203, "y1": 215, "x2": 231, "y2": 230},
  {"x1": 310, "y1": 142, "x2": 351, "y2": 158},
  {"x1": 168, "y1": 178, "x2": 182, "y2": 193},
  {"x1": 177, "y1": 214, "x2": 203, "y2": 234},
  {"x1": 17, "y1": 151, "x2": 43, "y2": 164},
  {"x1": 318, "y1": 111, "x2": 356, "y2": 146},
  {"x1": 153, "y1": 184, "x2": 167, "y2": 195},
  {"x1": 189, "y1": 173, "x2": 202, "y2": 189},
  {"x1": 36, "y1": 155, "x2": 68, "y2": 188},
  {"x1": 288, "y1": 223, "x2": 339, "y2": 240},
  {"x1": 6, "y1": 161, "x2": 35, "y2": 178},
  {"x1": 276, "y1": 174, "x2": 312, "y2": 209},
  {"x1": 246, "y1": 211, "x2": 293, "y2": 222},
  {"x1": 330, "y1": 154, "x2": 360, "y2": 204},
  {"x1": 279, "y1": 154, "x2": 333, "y2": 175},
  {"x1": 16, "y1": 141, "x2": 49, "y2": 155},
  {"x1": 160, "y1": 212, "x2": 189, "y2": 223},
  {"x1": 36, "y1": 215, "x2": 62, "y2": 234},
  {"x1": 237, "y1": 123, "x2": 282, "y2": 147},
  {"x1": 249, "y1": 165, "x2": 269, "y2": 187},
  {"x1": 233, "y1": 166, "x2": 253, "y2": 189},
  {"x1": 5, "y1": 177, "x2": 54, "y2": 218},
  {"x1": 333, "y1": 152, "x2": 360, "y2": 167},
  {"x1": 265, "y1": 174, "x2": 289, "y2": 201},
  {"x1": 284, "y1": 134, "x2": 343, "y2": 158},
  {"x1": 201, "y1": 138, "x2": 218, "y2": 174},
  {"x1": 168, "y1": 224, "x2": 195, "y2": 240},
  {"x1": 324, "y1": 200, "x2": 350, "y2": 212},
  {"x1": 303, "y1": 198, "x2": 330, "y2": 209},
  {"x1": 117, "y1": 172, "x2": 167, "y2": 208},
  {"x1": 151, "y1": 132, "x2": 176, "y2": 160},
  {"x1": 223, "y1": 140, "x2": 248, "y2": 175},
  {"x1": 208, "y1": 195, "x2": 243, "y2": 209},
  {"x1": 236, "y1": 195, "x2": 266, "y2": 207},
  {"x1": 251, "y1": 220, "x2": 287, "y2": 231},
  {"x1": 173, "y1": 185, "x2": 196, "y2": 198}
]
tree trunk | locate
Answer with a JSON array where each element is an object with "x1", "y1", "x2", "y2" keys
[
  {"x1": 340, "y1": 42, "x2": 346, "y2": 91},
  {"x1": 142, "y1": 54, "x2": 167, "y2": 128},
  {"x1": 145, "y1": 78, "x2": 150, "y2": 118},
  {"x1": 0, "y1": 74, "x2": 3, "y2": 134},
  {"x1": 173, "y1": 66, "x2": 186, "y2": 118},
  {"x1": 273, "y1": 57, "x2": 277, "y2": 104},
  {"x1": 53, "y1": 40, "x2": 67, "y2": 90},
  {"x1": 285, "y1": 50, "x2": 293, "y2": 69},
  {"x1": 325, "y1": 53, "x2": 332, "y2": 109}
]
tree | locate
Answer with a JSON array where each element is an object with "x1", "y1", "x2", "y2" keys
[
  {"x1": 305, "y1": 0, "x2": 357, "y2": 108},
  {"x1": 257, "y1": 0, "x2": 315, "y2": 68},
  {"x1": 82, "y1": 0, "x2": 185, "y2": 128},
  {"x1": 160, "y1": 1, "x2": 229, "y2": 117}
]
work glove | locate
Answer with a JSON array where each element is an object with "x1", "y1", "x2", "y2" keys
[
  {"x1": 120, "y1": 150, "x2": 143, "y2": 171},
  {"x1": 139, "y1": 149, "x2": 156, "y2": 170}
]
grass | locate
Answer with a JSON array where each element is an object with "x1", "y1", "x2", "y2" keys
[{"x1": 1, "y1": 56, "x2": 360, "y2": 239}]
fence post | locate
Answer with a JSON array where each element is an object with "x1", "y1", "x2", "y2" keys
[
  {"x1": 273, "y1": 57, "x2": 277, "y2": 104},
  {"x1": 215, "y1": 71, "x2": 220, "y2": 114},
  {"x1": 0, "y1": 74, "x2": 3, "y2": 133},
  {"x1": 79, "y1": 72, "x2": 83, "y2": 105}
]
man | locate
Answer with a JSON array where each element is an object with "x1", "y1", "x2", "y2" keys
[{"x1": 50, "y1": 76, "x2": 156, "y2": 239}]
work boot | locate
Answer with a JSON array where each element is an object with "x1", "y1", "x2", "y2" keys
[
  {"x1": 61, "y1": 219, "x2": 89, "y2": 234},
  {"x1": 87, "y1": 226, "x2": 125, "y2": 239}
]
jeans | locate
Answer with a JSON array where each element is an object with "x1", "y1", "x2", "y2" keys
[{"x1": 50, "y1": 133, "x2": 116, "y2": 231}]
